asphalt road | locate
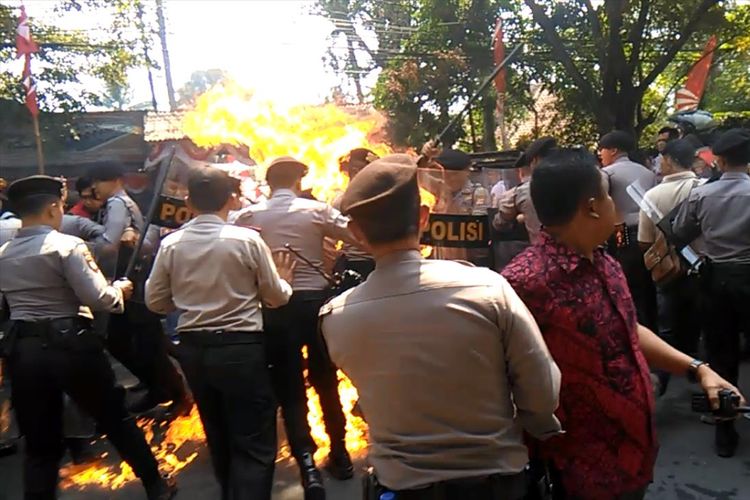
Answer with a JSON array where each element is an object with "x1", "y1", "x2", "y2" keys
[{"x1": 1, "y1": 364, "x2": 749, "y2": 500}]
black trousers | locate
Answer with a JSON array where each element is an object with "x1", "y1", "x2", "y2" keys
[
  {"x1": 8, "y1": 322, "x2": 161, "y2": 500},
  {"x1": 264, "y1": 291, "x2": 347, "y2": 461},
  {"x1": 107, "y1": 302, "x2": 186, "y2": 403},
  {"x1": 700, "y1": 263, "x2": 750, "y2": 386},
  {"x1": 607, "y1": 231, "x2": 658, "y2": 332},
  {"x1": 177, "y1": 332, "x2": 276, "y2": 500},
  {"x1": 657, "y1": 274, "x2": 701, "y2": 355}
]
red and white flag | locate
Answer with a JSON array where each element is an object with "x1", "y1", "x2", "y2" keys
[
  {"x1": 675, "y1": 35, "x2": 717, "y2": 112},
  {"x1": 16, "y1": 5, "x2": 40, "y2": 116}
]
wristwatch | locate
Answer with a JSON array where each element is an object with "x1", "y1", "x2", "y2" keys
[{"x1": 687, "y1": 359, "x2": 708, "y2": 383}]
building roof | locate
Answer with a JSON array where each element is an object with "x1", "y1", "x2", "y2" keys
[{"x1": 144, "y1": 111, "x2": 188, "y2": 142}]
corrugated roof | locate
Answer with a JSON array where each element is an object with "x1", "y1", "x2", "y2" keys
[{"x1": 144, "y1": 111, "x2": 188, "y2": 142}]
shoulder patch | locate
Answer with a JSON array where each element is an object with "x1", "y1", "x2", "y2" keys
[{"x1": 82, "y1": 246, "x2": 100, "y2": 272}]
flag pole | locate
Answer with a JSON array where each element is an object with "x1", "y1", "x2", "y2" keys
[{"x1": 32, "y1": 114, "x2": 44, "y2": 174}]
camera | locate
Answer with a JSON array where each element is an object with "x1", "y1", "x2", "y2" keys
[{"x1": 692, "y1": 389, "x2": 742, "y2": 419}]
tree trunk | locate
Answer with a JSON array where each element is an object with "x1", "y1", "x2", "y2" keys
[
  {"x1": 156, "y1": 0, "x2": 177, "y2": 111},
  {"x1": 481, "y1": 96, "x2": 497, "y2": 151}
]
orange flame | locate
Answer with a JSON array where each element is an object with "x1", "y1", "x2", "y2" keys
[
  {"x1": 182, "y1": 81, "x2": 392, "y2": 203},
  {"x1": 60, "y1": 406, "x2": 205, "y2": 490}
]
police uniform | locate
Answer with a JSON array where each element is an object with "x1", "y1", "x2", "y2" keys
[
  {"x1": 601, "y1": 140, "x2": 658, "y2": 332},
  {"x1": 233, "y1": 156, "x2": 357, "y2": 487},
  {"x1": 494, "y1": 137, "x2": 556, "y2": 244},
  {"x1": 0, "y1": 176, "x2": 173, "y2": 500},
  {"x1": 331, "y1": 148, "x2": 379, "y2": 278},
  {"x1": 432, "y1": 149, "x2": 490, "y2": 263},
  {"x1": 146, "y1": 167, "x2": 292, "y2": 499},
  {"x1": 89, "y1": 164, "x2": 187, "y2": 414},
  {"x1": 320, "y1": 155, "x2": 562, "y2": 500},
  {"x1": 672, "y1": 128, "x2": 750, "y2": 457}
]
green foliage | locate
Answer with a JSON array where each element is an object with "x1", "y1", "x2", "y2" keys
[
  {"x1": 177, "y1": 69, "x2": 229, "y2": 106},
  {"x1": 0, "y1": 0, "x2": 157, "y2": 112},
  {"x1": 320, "y1": 0, "x2": 750, "y2": 148}
]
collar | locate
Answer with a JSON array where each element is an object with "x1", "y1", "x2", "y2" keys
[
  {"x1": 720, "y1": 171, "x2": 750, "y2": 181},
  {"x1": 17, "y1": 225, "x2": 55, "y2": 237},
  {"x1": 271, "y1": 189, "x2": 297, "y2": 199},
  {"x1": 191, "y1": 214, "x2": 226, "y2": 224},
  {"x1": 375, "y1": 249, "x2": 422, "y2": 268},
  {"x1": 610, "y1": 154, "x2": 630, "y2": 166},
  {"x1": 661, "y1": 170, "x2": 696, "y2": 183},
  {"x1": 537, "y1": 231, "x2": 601, "y2": 273}
]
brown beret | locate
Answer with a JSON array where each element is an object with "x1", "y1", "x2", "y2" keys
[
  {"x1": 340, "y1": 154, "x2": 418, "y2": 215},
  {"x1": 265, "y1": 156, "x2": 309, "y2": 179}
]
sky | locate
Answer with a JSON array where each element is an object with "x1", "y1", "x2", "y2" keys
[{"x1": 9, "y1": 0, "x2": 361, "y2": 109}]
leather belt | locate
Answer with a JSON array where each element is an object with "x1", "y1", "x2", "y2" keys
[{"x1": 179, "y1": 330, "x2": 264, "y2": 346}]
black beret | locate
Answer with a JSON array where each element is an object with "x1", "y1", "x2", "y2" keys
[
  {"x1": 598, "y1": 130, "x2": 636, "y2": 152},
  {"x1": 88, "y1": 162, "x2": 125, "y2": 181},
  {"x1": 7, "y1": 175, "x2": 64, "y2": 204},
  {"x1": 188, "y1": 166, "x2": 234, "y2": 200},
  {"x1": 435, "y1": 148, "x2": 471, "y2": 171},
  {"x1": 340, "y1": 154, "x2": 418, "y2": 215},
  {"x1": 516, "y1": 136, "x2": 558, "y2": 167},
  {"x1": 265, "y1": 156, "x2": 309, "y2": 179},
  {"x1": 712, "y1": 128, "x2": 750, "y2": 157}
]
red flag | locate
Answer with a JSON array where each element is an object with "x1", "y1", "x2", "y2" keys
[
  {"x1": 675, "y1": 36, "x2": 717, "y2": 111},
  {"x1": 16, "y1": 5, "x2": 40, "y2": 117},
  {"x1": 492, "y1": 18, "x2": 506, "y2": 95},
  {"x1": 16, "y1": 5, "x2": 39, "y2": 57}
]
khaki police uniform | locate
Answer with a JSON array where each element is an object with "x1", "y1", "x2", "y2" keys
[
  {"x1": 0, "y1": 176, "x2": 169, "y2": 499},
  {"x1": 232, "y1": 157, "x2": 358, "y2": 470},
  {"x1": 90, "y1": 163, "x2": 186, "y2": 413},
  {"x1": 147, "y1": 203, "x2": 292, "y2": 498},
  {"x1": 321, "y1": 154, "x2": 562, "y2": 499}
]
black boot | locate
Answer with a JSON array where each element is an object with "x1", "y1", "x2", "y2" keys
[
  {"x1": 144, "y1": 474, "x2": 177, "y2": 500},
  {"x1": 715, "y1": 420, "x2": 739, "y2": 458},
  {"x1": 299, "y1": 452, "x2": 326, "y2": 500},
  {"x1": 323, "y1": 446, "x2": 354, "y2": 480}
]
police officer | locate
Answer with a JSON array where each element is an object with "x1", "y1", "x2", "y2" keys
[
  {"x1": 146, "y1": 166, "x2": 295, "y2": 500},
  {"x1": 599, "y1": 130, "x2": 658, "y2": 331},
  {"x1": 0, "y1": 176, "x2": 175, "y2": 500},
  {"x1": 331, "y1": 148, "x2": 379, "y2": 278},
  {"x1": 233, "y1": 157, "x2": 359, "y2": 498},
  {"x1": 320, "y1": 154, "x2": 562, "y2": 500},
  {"x1": 89, "y1": 163, "x2": 189, "y2": 415},
  {"x1": 494, "y1": 136, "x2": 557, "y2": 243},
  {"x1": 672, "y1": 128, "x2": 750, "y2": 458}
]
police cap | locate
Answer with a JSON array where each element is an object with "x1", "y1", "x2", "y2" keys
[
  {"x1": 515, "y1": 136, "x2": 558, "y2": 168},
  {"x1": 339, "y1": 148, "x2": 379, "y2": 172},
  {"x1": 598, "y1": 130, "x2": 636, "y2": 152},
  {"x1": 88, "y1": 162, "x2": 125, "y2": 181},
  {"x1": 435, "y1": 148, "x2": 471, "y2": 171},
  {"x1": 712, "y1": 128, "x2": 750, "y2": 162},
  {"x1": 265, "y1": 156, "x2": 309, "y2": 180},
  {"x1": 340, "y1": 154, "x2": 418, "y2": 215},
  {"x1": 7, "y1": 175, "x2": 65, "y2": 205}
]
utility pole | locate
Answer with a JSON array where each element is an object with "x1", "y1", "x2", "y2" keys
[{"x1": 156, "y1": 0, "x2": 177, "y2": 111}]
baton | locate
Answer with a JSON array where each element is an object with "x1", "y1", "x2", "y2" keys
[
  {"x1": 123, "y1": 145, "x2": 176, "y2": 279},
  {"x1": 283, "y1": 243, "x2": 336, "y2": 286}
]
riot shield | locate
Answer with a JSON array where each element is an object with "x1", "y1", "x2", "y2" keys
[{"x1": 417, "y1": 161, "x2": 492, "y2": 266}]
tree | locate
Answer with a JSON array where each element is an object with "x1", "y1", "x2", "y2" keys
[
  {"x1": 176, "y1": 69, "x2": 229, "y2": 106},
  {"x1": 0, "y1": 0, "x2": 158, "y2": 112}
]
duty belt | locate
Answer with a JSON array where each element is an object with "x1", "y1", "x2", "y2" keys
[
  {"x1": 179, "y1": 331, "x2": 264, "y2": 346},
  {"x1": 15, "y1": 317, "x2": 92, "y2": 339}
]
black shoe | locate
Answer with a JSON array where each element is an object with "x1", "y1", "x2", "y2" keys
[
  {"x1": 655, "y1": 371, "x2": 671, "y2": 397},
  {"x1": 299, "y1": 452, "x2": 326, "y2": 500},
  {"x1": 128, "y1": 392, "x2": 169, "y2": 415},
  {"x1": 145, "y1": 474, "x2": 177, "y2": 500},
  {"x1": 323, "y1": 448, "x2": 354, "y2": 480},
  {"x1": 165, "y1": 396, "x2": 193, "y2": 419},
  {"x1": 715, "y1": 420, "x2": 739, "y2": 458},
  {"x1": 0, "y1": 440, "x2": 18, "y2": 457}
]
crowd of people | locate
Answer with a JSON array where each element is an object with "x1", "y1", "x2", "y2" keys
[{"x1": 0, "y1": 125, "x2": 748, "y2": 500}]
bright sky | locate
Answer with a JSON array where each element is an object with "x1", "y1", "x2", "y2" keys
[{"x1": 10, "y1": 0, "x2": 357, "y2": 108}]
